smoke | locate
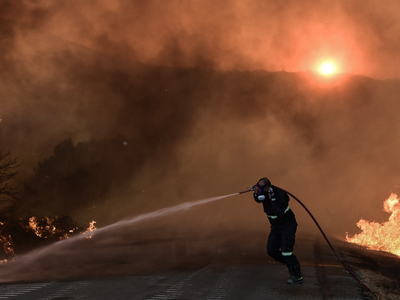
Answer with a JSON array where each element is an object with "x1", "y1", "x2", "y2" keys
[
  {"x1": 1, "y1": 0, "x2": 400, "y2": 77},
  {"x1": 1, "y1": 0, "x2": 400, "y2": 242}
]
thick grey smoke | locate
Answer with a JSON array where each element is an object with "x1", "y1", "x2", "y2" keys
[{"x1": 1, "y1": 0, "x2": 400, "y2": 236}]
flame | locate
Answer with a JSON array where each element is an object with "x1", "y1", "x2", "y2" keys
[
  {"x1": 0, "y1": 217, "x2": 96, "y2": 262},
  {"x1": 0, "y1": 235, "x2": 15, "y2": 256},
  {"x1": 28, "y1": 217, "x2": 96, "y2": 239},
  {"x1": 85, "y1": 220, "x2": 97, "y2": 232},
  {"x1": 28, "y1": 216, "x2": 57, "y2": 238},
  {"x1": 29, "y1": 216, "x2": 41, "y2": 237},
  {"x1": 0, "y1": 222, "x2": 15, "y2": 261},
  {"x1": 346, "y1": 193, "x2": 400, "y2": 256},
  {"x1": 82, "y1": 221, "x2": 97, "y2": 238}
]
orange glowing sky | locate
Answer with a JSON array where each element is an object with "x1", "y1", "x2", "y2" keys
[{"x1": 3, "y1": 0, "x2": 400, "y2": 79}]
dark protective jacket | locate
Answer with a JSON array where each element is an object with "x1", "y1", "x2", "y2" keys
[{"x1": 253, "y1": 185, "x2": 297, "y2": 226}]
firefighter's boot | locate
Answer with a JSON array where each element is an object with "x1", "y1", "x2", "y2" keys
[{"x1": 287, "y1": 263, "x2": 303, "y2": 284}]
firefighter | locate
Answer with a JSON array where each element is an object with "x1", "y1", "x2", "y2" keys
[{"x1": 253, "y1": 177, "x2": 303, "y2": 284}]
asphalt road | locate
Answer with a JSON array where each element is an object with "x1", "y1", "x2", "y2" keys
[{"x1": 1, "y1": 227, "x2": 399, "y2": 300}]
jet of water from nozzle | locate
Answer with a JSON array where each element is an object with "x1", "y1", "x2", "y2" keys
[
  {"x1": 95, "y1": 192, "x2": 240, "y2": 234},
  {"x1": 0, "y1": 192, "x2": 240, "y2": 278}
]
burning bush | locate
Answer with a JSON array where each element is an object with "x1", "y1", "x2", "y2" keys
[
  {"x1": 0, "y1": 148, "x2": 100, "y2": 262},
  {"x1": 0, "y1": 214, "x2": 92, "y2": 262},
  {"x1": 0, "y1": 214, "x2": 37, "y2": 261},
  {"x1": 27, "y1": 215, "x2": 82, "y2": 239}
]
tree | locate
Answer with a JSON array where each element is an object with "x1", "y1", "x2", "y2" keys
[
  {"x1": 24, "y1": 136, "x2": 136, "y2": 217},
  {"x1": 0, "y1": 150, "x2": 23, "y2": 259},
  {"x1": 0, "y1": 150, "x2": 21, "y2": 215},
  {"x1": 0, "y1": 150, "x2": 90, "y2": 259}
]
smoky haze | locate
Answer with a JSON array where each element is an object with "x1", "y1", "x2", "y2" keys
[
  {"x1": 1, "y1": 0, "x2": 400, "y2": 253},
  {"x1": 2, "y1": 0, "x2": 400, "y2": 77}
]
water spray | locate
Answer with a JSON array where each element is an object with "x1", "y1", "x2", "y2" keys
[
  {"x1": 240, "y1": 185, "x2": 379, "y2": 300},
  {"x1": 0, "y1": 187, "x2": 382, "y2": 298}
]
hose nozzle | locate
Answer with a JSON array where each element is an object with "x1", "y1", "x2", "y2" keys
[{"x1": 239, "y1": 186, "x2": 255, "y2": 194}]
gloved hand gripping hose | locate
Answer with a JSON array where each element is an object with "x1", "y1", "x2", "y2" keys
[{"x1": 240, "y1": 186, "x2": 380, "y2": 300}]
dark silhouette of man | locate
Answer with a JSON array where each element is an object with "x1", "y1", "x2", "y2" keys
[{"x1": 252, "y1": 177, "x2": 303, "y2": 284}]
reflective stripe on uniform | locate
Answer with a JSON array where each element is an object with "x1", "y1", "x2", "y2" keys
[
  {"x1": 267, "y1": 206, "x2": 290, "y2": 219},
  {"x1": 282, "y1": 252, "x2": 293, "y2": 256}
]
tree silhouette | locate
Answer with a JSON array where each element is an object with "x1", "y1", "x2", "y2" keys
[
  {"x1": 0, "y1": 150, "x2": 21, "y2": 215},
  {"x1": 0, "y1": 150, "x2": 26, "y2": 259},
  {"x1": 24, "y1": 136, "x2": 135, "y2": 217}
]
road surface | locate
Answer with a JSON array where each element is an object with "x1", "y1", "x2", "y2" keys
[{"x1": 0, "y1": 227, "x2": 399, "y2": 300}]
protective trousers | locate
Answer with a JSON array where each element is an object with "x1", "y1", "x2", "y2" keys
[{"x1": 266, "y1": 220, "x2": 301, "y2": 277}]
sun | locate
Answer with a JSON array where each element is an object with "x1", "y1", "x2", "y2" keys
[{"x1": 318, "y1": 61, "x2": 336, "y2": 75}]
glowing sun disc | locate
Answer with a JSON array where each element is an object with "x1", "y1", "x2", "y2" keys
[{"x1": 319, "y1": 62, "x2": 335, "y2": 75}]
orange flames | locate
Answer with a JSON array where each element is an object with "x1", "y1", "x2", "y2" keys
[
  {"x1": 346, "y1": 193, "x2": 400, "y2": 257},
  {"x1": 0, "y1": 217, "x2": 97, "y2": 262},
  {"x1": 83, "y1": 221, "x2": 97, "y2": 238},
  {"x1": 0, "y1": 234, "x2": 15, "y2": 257},
  {"x1": 28, "y1": 217, "x2": 97, "y2": 239},
  {"x1": 28, "y1": 216, "x2": 77, "y2": 239},
  {"x1": 0, "y1": 222, "x2": 15, "y2": 264}
]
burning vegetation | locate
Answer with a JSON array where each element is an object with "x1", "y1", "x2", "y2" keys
[
  {"x1": 0, "y1": 215, "x2": 97, "y2": 262},
  {"x1": 0, "y1": 140, "x2": 117, "y2": 261},
  {"x1": 346, "y1": 193, "x2": 400, "y2": 257},
  {"x1": 1, "y1": 150, "x2": 98, "y2": 260}
]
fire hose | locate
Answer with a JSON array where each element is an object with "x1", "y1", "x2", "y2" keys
[{"x1": 239, "y1": 187, "x2": 380, "y2": 300}]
